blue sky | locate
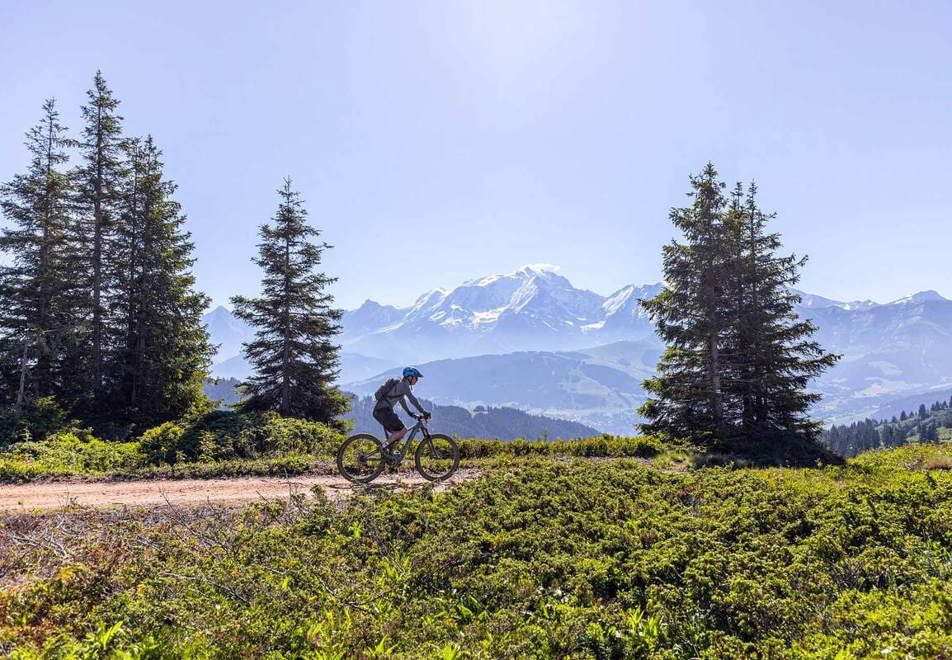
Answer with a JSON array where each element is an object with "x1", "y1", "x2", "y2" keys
[{"x1": 2, "y1": 0, "x2": 950, "y2": 309}]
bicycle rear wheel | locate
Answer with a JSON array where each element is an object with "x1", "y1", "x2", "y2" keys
[
  {"x1": 337, "y1": 433, "x2": 386, "y2": 483},
  {"x1": 414, "y1": 433, "x2": 460, "y2": 481}
]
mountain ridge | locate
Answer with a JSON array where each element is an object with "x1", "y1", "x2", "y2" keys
[{"x1": 203, "y1": 265, "x2": 952, "y2": 432}]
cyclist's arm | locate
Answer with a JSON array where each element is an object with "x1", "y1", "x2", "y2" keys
[
  {"x1": 398, "y1": 397, "x2": 415, "y2": 417},
  {"x1": 405, "y1": 390, "x2": 427, "y2": 415}
]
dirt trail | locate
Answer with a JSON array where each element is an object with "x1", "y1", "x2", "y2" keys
[{"x1": 0, "y1": 468, "x2": 478, "y2": 512}]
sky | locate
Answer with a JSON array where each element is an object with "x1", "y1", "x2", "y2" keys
[{"x1": 2, "y1": 0, "x2": 950, "y2": 310}]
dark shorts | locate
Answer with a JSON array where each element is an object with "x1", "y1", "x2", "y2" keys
[{"x1": 373, "y1": 405, "x2": 405, "y2": 433}]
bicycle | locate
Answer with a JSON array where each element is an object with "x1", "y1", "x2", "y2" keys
[{"x1": 336, "y1": 413, "x2": 460, "y2": 484}]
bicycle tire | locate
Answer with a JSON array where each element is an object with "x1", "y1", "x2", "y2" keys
[
  {"x1": 337, "y1": 433, "x2": 386, "y2": 483},
  {"x1": 414, "y1": 433, "x2": 460, "y2": 481}
]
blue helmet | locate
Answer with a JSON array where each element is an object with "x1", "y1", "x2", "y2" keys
[{"x1": 403, "y1": 367, "x2": 423, "y2": 379}]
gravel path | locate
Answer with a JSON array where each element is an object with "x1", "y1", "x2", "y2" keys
[{"x1": 0, "y1": 468, "x2": 478, "y2": 511}]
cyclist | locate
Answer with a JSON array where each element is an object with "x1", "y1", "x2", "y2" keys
[{"x1": 373, "y1": 367, "x2": 430, "y2": 454}]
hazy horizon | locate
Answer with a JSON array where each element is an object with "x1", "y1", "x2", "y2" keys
[{"x1": 3, "y1": 1, "x2": 950, "y2": 309}]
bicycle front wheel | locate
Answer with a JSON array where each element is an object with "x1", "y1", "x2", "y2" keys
[
  {"x1": 337, "y1": 433, "x2": 386, "y2": 483},
  {"x1": 414, "y1": 433, "x2": 460, "y2": 481}
]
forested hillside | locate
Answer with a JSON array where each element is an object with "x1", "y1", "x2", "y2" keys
[
  {"x1": 202, "y1": 381, "x2": 601, "y2": 440},
  {"x1": 825, "y1": 395, "x2": 952, "y2": 456},
  {"x1": 346, "y1": 395, "x2": 599, "y2": 440}
]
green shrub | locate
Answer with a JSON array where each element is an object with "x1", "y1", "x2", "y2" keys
[
  {"x1": 0, "y1": 431, "x2": 142, "y2": 481},
  {"x1": 240, "y1": 412, "x2": 343, "y2": 457},
  {"x1": 4, "y1": 446, "x2": 952, "y2": 656},
  {"x1": 0, "y1": 396, "x2": 70, "y2": 445},
  {"x1": 177, "y1": 410, "x2": 344, "y2": 461},
  {"x1": 852, "y1": 441, "x2": 952, "y2": 471},
  {"x1": 139, "y1": 421, "x2": 190, "y2": 465},
  {"x1": 458, "y1": 434, "x2": 664, "y2": 459}
]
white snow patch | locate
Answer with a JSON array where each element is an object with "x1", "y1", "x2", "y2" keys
[
  {"x1": 602, "y1": 286, "x2": 635, "y2": 316},
  {"x1": 473, "y1": 308, "x2": 505, "y2": 325},
  {"x1": 521, "y1": 263, "x2": 561, "y2": 273}
]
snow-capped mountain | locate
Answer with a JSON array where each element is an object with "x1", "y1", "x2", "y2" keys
[
  {"x1": 790, "y1": 289, "x2": 876, "y2": 311},
  {"x1": 203, "y1": 265, "x2": 952, "y2": 430},
  {"x1": 340, "y1": 265, "x2": 662, "y2": 361}
]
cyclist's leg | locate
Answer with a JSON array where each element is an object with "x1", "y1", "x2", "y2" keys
[{"x1": 373, "y1": 406, "x2": 406, "y2": 452}]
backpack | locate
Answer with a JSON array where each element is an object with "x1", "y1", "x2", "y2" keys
[{"x1": 374, "y1": 377, "x2": 400, "y2": 403}]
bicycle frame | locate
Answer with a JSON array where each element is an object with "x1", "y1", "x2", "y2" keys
[{"x1": 382, "y1": 416, "x2": 431, "y2": 462}]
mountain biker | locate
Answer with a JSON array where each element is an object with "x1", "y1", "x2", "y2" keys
[{"x1": 374, "y1": 367, "x2": 430, "y2": 453}]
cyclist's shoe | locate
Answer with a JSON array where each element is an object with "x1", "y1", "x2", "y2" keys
[
  {"x1": 381, "y1": 448, "x2": 402, "y2": 464},
  {"x1": 383, "y1": 452, "x2": 403, "y2": 472}
]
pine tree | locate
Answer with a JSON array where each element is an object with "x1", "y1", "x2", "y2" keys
[
  {"x1": 640, "y1": 164, "x2": 838, "y2": 449},
  {"x1": 728, "y1": 182, "x2": 839, "y2": 443},
  {"x1": 0, "y1": 99, "x2": 77, "y2": 409},
  {"x1": 639, "y1": 163, "x2": 732, "y2": 443},
  {"x1": 230, "y1": 179, "x2": 347, "y2": 423},
  {"x1": 74, "y1": 71, "x2": 125, "y2": 396},
  {"x1": 108, "y1": 136, "x2": 212, "y2": 428}
]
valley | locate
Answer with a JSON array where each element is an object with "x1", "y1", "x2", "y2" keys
[{"x1": 204, "y1": 265, "x2": 952, "y2": 434}]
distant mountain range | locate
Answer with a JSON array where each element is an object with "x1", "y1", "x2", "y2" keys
[
  {"x1": 202, "y1": 265, "x2": 952, "y2": 434},
  {"x1": 205, "y1": 378, "x2": 598, "y2": 440},
  {"x1": 339, "y1": 265, "x2": 661, "y2": 362}
]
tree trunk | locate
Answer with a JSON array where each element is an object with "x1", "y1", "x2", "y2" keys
[
  {"x1": 91, "y1": 104, "x2": 104, "y2": 391},
  {"x1": 15, "y1": 338, "x2": 29, "y2": 414},
  {"x1": 281, "y1": 229, "x2": 291, "y2": 415}
]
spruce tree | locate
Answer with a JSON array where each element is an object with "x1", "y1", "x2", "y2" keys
[
  {"x1": 230, "y1": 179, "x2": 347, "y2": 423},
  {"x1": 728, "y1": 182, "x2": 839, "y2": 443},
  {"x1": 0, "y1": 99, "x2": 77, "y2": 409},
  {"x1": 639, "y1": 164, "x2": 838, "y2": 449},
  {"x1": 109, "y1": 136, "x2": 212, "y2": 427},
  {"x1": 74, "y1": 71, "x2": 125, "y2": 396},
  {"x1": 639, "y1": 163, "x2": 732, "y2": 442}
]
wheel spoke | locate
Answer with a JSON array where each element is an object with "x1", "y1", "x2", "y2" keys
[
  {"x1": 338, "y1": 435, "x2": 385, "y2": 482},
  {"x1": 415, "y1": 434, "x2": 460, "y2": 481}
]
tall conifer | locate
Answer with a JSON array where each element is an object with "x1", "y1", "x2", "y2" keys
[
  {"x1": 0, "y1": 100, "x2": 76, "y2": 408},
  {"x1": 639, "y1": 164, "x2": 838, "y2": 448},
  {"x1": 74, "y1": 71, "x2": 125, "y2": 394},
  {"x1": 639, "y1": 164, "x2": 732, "y2": 442},
  {"x1": 109, "y1": 136, "x2": 212, "y2": 427},
  {"x1": 730, "y1": 183, "x2": 839, "y2": 442},
  {"x1": 231, "y1": 179, "x2": 347, "y2": 423}
]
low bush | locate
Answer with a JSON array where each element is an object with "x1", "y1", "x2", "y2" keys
[
  {"x1": 0, "y1": 431, "x2": 141, "y2": 482},
  {"x1": 851, "y1": 441, "x2": 952, "y2": 471},
  {"x1": 0, "y1": 397, "x2": 70, "y2": 446},
  {"x1": 139, "y1": 421, "x2": 190, "y2": 465},
  {"x1": 3, "y1": 444, "x2": 952, "y2": 656},
  {"x1": 458, "y1": 434, "x2": 665, "y2": 459},
  {"x1": 177, "y1": 410, "x2": 345, "y2": 461},
  {"x1": 0, "y1": 412, "x2": 349, "y2": 481}
]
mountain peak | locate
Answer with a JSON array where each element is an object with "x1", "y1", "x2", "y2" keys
[
  {"x1": 519, "y1": 263, "x2": 561, "y2": 276},
  {"x1": 890, "y1": 290, "x2": 947, "y2": 304},
  {"x1": 353, "y1": 299, "x2": 389, "y2": 311},
  {"x1": 204, "y1": 304, "x2": 232, "y2": 319}
]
